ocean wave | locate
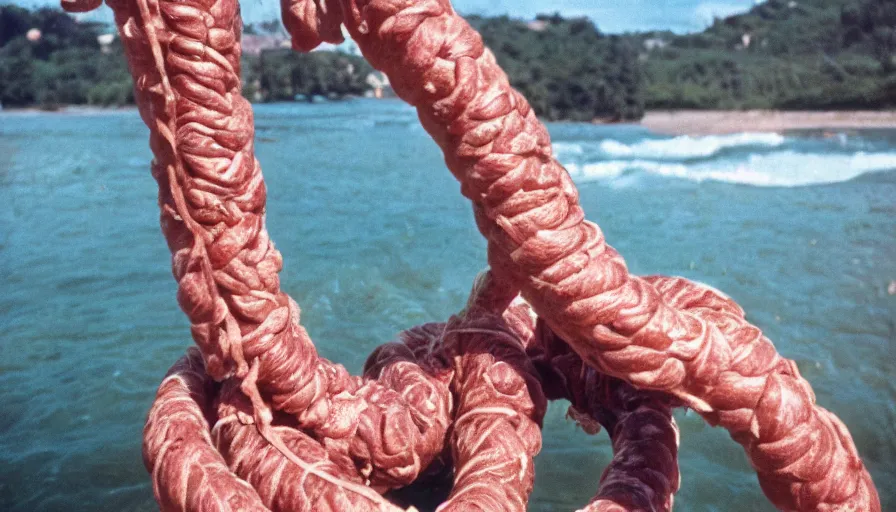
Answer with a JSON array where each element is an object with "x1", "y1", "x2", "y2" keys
[
  {"x1": 598, "y1": 132, "x2": 786, "y2": 160},
  {"x1": 563, "y1": 151, "x2": 896, "y2": 187},
  {"x1": 552, "y1": 141, "x2": 585, "y2": 157},
  {"x1": 565, "y1": 161, "x2": 683, "y2": 181}
]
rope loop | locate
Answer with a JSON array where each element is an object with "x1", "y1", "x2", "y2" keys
[{"x1": 64, "y1": 0, "x2": 881, "y2": 509}]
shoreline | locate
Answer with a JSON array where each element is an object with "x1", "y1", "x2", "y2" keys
[
  {"x1": 6, "y1": 105, "x2": 896, "y2": 137},
  {"x1": 640, "y1": 110, "x2": 896, "y2": 135},
  {"x1": 0, "y1": 105, "x2": 138, "y2": 115}
]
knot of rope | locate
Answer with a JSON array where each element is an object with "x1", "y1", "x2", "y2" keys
[{"x1": 64, "y1": 0, "x2": 880, "y2": 510}]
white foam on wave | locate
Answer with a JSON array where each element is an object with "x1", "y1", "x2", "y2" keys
[
  {"x1": 598, "y1": 132, "x2": 786, "y2": 160},
  {"x1": 563, "y1": 151, "x2": 896, "y2": 187},
  {"x1": 552, "y1": 142, "x2": 585, "y2": 157},
  {"x1": 565, "y1": 161, "x2": 685, "y2": 181}
]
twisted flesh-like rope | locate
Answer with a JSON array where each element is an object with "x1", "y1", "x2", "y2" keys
[
  {"x1": 331, "y1": 1, "x2": 878, "y2": 509},
  {"x1": 62, "y1": 0, "x2": 880, "y2": 509}
]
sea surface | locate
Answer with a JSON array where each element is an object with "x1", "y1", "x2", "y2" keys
[{"x1": 1, "y1": 100, "x2": 894, "y2": 511}]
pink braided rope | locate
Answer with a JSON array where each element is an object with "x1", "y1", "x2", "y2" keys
[
  {"x1": 322, "y1": 0, "x2": 878, "y2": 509},
  {"x1": 61, "y1": 0, "x2": 880, "y2": 509}
]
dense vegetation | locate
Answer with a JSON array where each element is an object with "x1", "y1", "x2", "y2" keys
[
  {"x1": 0, "y1": 6, "x2": 371, "y2": 109},
  {"x1": 472, "y1": 0, "x2": 896, "y2": 113},
  {"x1": 241, "y1": 49, "x2": 373, "y2": 103},
  {"x1": 0, "y1": 6, "x2": 133, "y2": 108},
  {"x1": 638, "y1": 0, "x2": 896, "y2": 109},
  {"x1": 469, "y1": 14, "x2": 644, "y2": 121},
  {"x1": 2, "y1": 0, "x2": 896, "y2": 116}
]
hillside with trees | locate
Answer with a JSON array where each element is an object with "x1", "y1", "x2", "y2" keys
[
  {"x1": 468, "y1": 14, "x2": 644, "y2": 121},
  {"x1": 0, "y1": 5, "x2": 133, "y2": 108},
  {"x1": 638, "y1": 0, "x2": 896, "y2": 109},
  {"x1": 471, "y1": 0, "x2": 896, "y2": 113},
  {"x1": 2, "y1": 0, "x2": 896, "y2": 117},
  {"x1": 0, "y1": 5, "x2": 372, "y2": 109},
  {"x1": 238, "y1": 24, "x2": 373, "y2": 103}
]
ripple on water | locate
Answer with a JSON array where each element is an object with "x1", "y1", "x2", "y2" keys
[{"x1": 1, "y1": 105, "x2": 894, "y2": 511}]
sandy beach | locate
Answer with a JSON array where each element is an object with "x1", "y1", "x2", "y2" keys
[{"x1": 641, "y1": 110, "x2": 896, "y2": 135}]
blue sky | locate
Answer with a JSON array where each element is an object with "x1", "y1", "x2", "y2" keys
[
  {"x1": 452, "y1": 0, "x2": 760, "y2": 33},
  {"x1": 9, "y1": 0, "x2": 760, "y2": 33}
]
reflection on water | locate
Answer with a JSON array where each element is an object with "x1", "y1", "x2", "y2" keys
[{"x1": 1, "y1": 100, "x2": 894, "y2": 511}]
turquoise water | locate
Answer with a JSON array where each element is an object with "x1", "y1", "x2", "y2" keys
[{"x1": 1, "y1": 100, "x2": 894, "y2": 511}]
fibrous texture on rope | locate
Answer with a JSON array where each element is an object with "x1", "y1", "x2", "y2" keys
[
  {"x1": 98, "y1": 0, "x2": 449, "y2": 507},
  {"x1": 331, "y1": 1, "x2": 879, "y2": 509},
  {"x1": 61, "y1": 0, "x2": 880, "y2": 509}
]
